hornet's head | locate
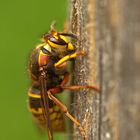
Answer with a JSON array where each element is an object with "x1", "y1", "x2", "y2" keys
[{"x1": 42, "y1": 30, "x2": 78, "y2": 53}]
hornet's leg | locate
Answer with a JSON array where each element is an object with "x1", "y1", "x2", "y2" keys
[
  {"x1": 54, "y1": 51, "x2": 86, "y2": 68},
  {"x1": 47, "y1": 90, "x2": 88, "y2": 140},
  {"x1": 47, "y1": 72, "x2": 70, "y2": 95},
  {"x1": 60, "y1": 72, "x2": 70, "y2": 86},
  {"x1": 61, "y1": 85, "x2": 100, "y2": 92},
  {"x1": 60, "y1": 72, "x2": 100, "y2": 92},
  {"x1": 49, "y1": 72, "x2": 100, "y2": 94}
]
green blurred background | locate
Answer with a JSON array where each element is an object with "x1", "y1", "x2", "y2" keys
[{"x1": 0, "y1": 0, "x2": 68, "y2": 140}]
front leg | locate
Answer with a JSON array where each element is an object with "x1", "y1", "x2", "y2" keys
[{"x1": 54, "y1": 50, "x2": 86, "y2": 68}]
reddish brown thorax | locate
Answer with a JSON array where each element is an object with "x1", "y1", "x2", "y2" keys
[{"x1": 38, "y1": 50, "x2": 49, "y2": 66}]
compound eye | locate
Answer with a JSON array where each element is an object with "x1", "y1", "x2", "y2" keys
[
  {"x1": 49, "y1": 36, "x2": 67, "y2": 45},
  {"x1": 49, "y1": 37, "x2": 58, "y2": 44}
]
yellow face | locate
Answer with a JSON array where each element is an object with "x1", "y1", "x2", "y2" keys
[
  {"x1": 42, "y1": 31, "x2": 76, "y2": 53},
  {"x1": 48, "y1": 34, "x2": 75, "y2": 51}
]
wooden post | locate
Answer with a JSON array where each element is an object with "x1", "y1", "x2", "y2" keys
[
  {"x1": 70, "y1": 0, "x2": 100, "y2": 139},
  {"x1": 70, "y1": 0, "x2": 140, "y2": 140}
]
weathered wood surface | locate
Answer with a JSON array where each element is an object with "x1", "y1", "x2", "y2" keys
[{"x1": 70, "y1": 0, "x2": 140, "y2": 140}]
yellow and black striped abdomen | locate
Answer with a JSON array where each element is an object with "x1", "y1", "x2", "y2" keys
[{"x1": 28, "y1": 85, "x2": 65, "y2": 132}]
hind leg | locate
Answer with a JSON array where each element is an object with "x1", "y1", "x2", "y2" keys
[{"x1": 47, "y1": 90, "x2": 88, "y2": 140}]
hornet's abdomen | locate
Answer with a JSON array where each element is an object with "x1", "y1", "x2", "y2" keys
[{"x1": 28, "y1": 84, "x2": 65, "y2": 131}]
